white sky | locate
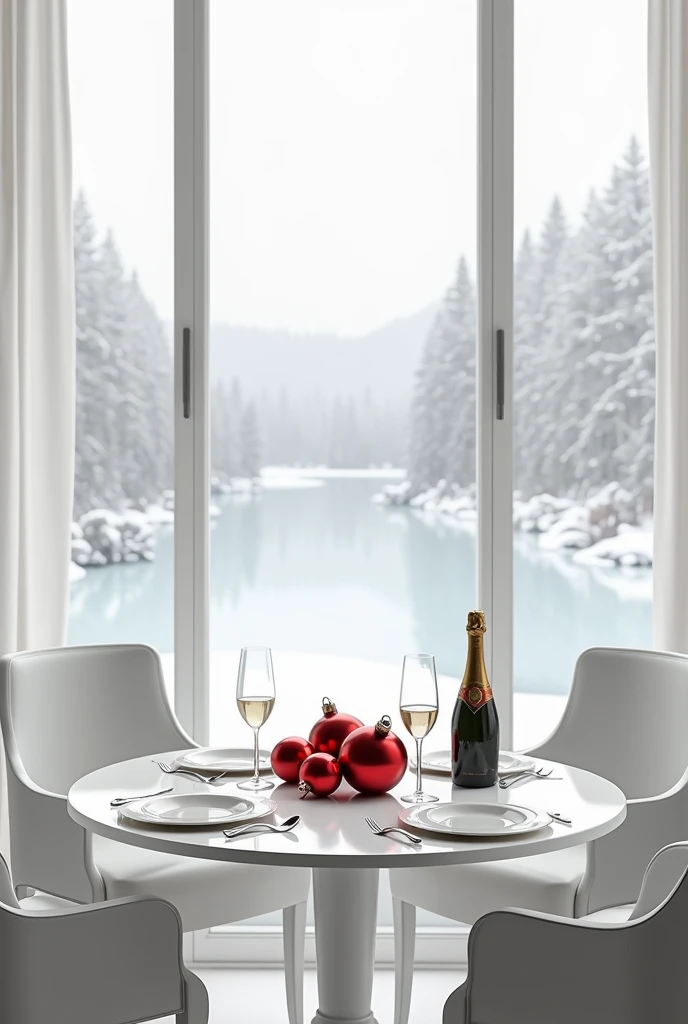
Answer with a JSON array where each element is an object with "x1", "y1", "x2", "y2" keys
[{"x1": 68, "y1": 0, "x2": 648, "y2": 335}]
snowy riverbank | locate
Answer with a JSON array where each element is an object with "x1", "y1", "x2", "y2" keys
[{"x1": 375, "y1": 478, "x2": 653, "y2": 569}]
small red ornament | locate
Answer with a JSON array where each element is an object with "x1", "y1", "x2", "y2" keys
[
  {"x1": 309, "y1": 696, "x2": 364, "y2": 757},
  {"x1": 271, "y1": 736, "x2": 315, "y2": 784},
  {"x1": 298, "y1": 752, "x2": 342, "y2": 798},
  {"x1": 339, "y1": 715, "x2": 408, "y2": 795}
]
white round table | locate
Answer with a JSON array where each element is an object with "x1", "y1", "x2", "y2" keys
[{"x1": 69, "y1": 752, "x2": 626, "y2": 1024}]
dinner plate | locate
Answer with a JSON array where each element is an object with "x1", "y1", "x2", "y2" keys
[
  {"x1": 399, "y1": 801, "x2": 551, "y2": 838},
  {"x1": 176, "y1": 747, "x2": 272, "y2": 775},
  {"x1": 119, "y1": 792, "x2": 276, "y2": 827},
  {"x1": 411, "y1": 750, "x2": 534, "y2": 776}
]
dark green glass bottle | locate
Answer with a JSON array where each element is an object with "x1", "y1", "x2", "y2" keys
[{"x1": 451, "y1": 610, "x2": 500, "y2": 788}]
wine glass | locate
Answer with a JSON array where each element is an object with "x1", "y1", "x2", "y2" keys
[
  {"x1": 236, "y1": 647, "x2": 276, "y2": 792},
  {"x1": 400, "y1": 653, "x2": 439, "y2": 804}
]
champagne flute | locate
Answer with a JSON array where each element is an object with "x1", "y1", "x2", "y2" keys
[
  {"x1": 400, "y1": 653, "x2": 439, "y2": 804},
  {"x1": 236, "y1": 647, "x2": 276, "y2": 792}
]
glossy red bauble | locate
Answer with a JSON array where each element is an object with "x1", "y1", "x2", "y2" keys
[
  {"x1": 339, "y1": 715, "x2": 408, "y2": 795},
  {"x1": 308, "y1": 696, "x2": 363, "y2": 757},
  {"x1": 270, "y1": 736, "x2": 315, "y2": 784},
  {"x1": 298, "y1": 752, "x2": 342, "y2": 798}
]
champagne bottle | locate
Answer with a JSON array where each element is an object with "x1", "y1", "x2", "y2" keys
[{"x1": 451, "y1": 610, "x2": 499, "y2": 788}]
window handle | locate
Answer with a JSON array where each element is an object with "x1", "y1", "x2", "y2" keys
[
  {"x1": 183, "y1": 327, "x2": 191, "y2": 419},
  {"x1": 496, "y1": 328, "x2": 505, "y2": 421}
]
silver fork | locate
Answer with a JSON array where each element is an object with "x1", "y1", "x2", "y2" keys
[
  {"x1": 110, "y1": 787, "x2": 173, "y2": 807},
  {"x1": 499, "y1": 768, "x2": 560, "y2": 789},
  {"x1": 365, "y1": 816, "x2": 422, "y2": 845},
  {"x1": 154, "y1": 760, "x2": 228, "y2": 784}
]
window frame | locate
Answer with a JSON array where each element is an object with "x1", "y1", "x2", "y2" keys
[{"x1": 174, "y1": 0, "x2": 514, "y2": 966}]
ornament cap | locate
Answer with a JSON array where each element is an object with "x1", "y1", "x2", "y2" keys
[
  {"x1": 297, "y1": 780, "x2": 312, "y2": 798},
  {"x1": 321, "y1": 696, "x2": 337, "y2": 715},
  {"x1": 375, "y1": 715, "x2": 392, "y2": 737}
]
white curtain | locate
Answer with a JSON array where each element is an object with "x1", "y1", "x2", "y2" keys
[
  {"x1": 649, "y1": 0, "x2": 688, "y2": 653},
  {"x1": 0, "y1": 0, "x2": 74, "y2": 855}
]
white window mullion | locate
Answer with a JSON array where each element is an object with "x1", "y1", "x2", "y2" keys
[
  {"x1": 477, "y1": 0, "x2": 514, "y2": 748},
  {"x1": 174, "y1": 0, "x2": 210, "y2": 745}
]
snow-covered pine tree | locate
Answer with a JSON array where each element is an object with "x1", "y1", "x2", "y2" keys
[
  {"x1": 73, "y1": 195, "x2": 175, "y2": 517},
  {"x1": 125, "y1": 271, "x2": 174, "y2": 501},
  {"x1": 513, "y1": 197, "x2": 572, "y2": 499},
  {"x1": 239, "y1": 401, "x2": 262, "y2": 478},
  {"x1": 73, "y1": 191, "x2": 109, "y2": 516},
  {"x1": 563, "y1": 137, "x2": 654, "y2": 509},
  {"x1": 409, "y1": 257, "x2": 476, "y2": 488}
]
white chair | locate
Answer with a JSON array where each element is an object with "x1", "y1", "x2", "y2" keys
[
  {"x1": 391, "y1": 647, "x2": 688, "y2": 1024},
  {"x1": 0, "y1": 644, "x2": 310, "y2": 1024},
  {"x1": 0, "y1": 850, "x2": 209, "y2": 1023},
  {"x1": 443, "y1": 841, "x2": 688, "y2": 1023}
]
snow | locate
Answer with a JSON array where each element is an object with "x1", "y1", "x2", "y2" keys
[
  {"x1": 69, "y1": 561, "x2": 86, "y2": 584},
  {"x1": 146, "y1": 503, "x2": 174, "y2": 524},
  {"x1": 573, "y1": 528, "x2": 652, "y2": 568}
]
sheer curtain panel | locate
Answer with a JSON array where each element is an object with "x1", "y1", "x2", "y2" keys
[
  {"x1": 0, "y1": 0, "x2": 74, "y2": 855},
  {"x1": 649, "y1": 0, "x2": 688, "y2": 653}
]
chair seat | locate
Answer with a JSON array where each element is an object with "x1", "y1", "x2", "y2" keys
[
  {"x1": 94, "y1": 836, "x2": 310, "y2": 932},
  {"x1": 581, "y1": 903, "x2": 634, "y2": 924},
  {"x1": 391, "y1": 846, "x2": 586, "y2": 925}
]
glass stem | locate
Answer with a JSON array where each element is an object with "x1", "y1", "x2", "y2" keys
[
  {"x1": 253, "y1": 727, "x2": 260, "y2": 783},
  {"x1": 415, "y1": 738, "x2": 423, "y2": 796}
]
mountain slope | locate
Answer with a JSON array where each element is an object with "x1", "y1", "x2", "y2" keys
[{"x1": 210, "y1": 302, "x2": 438, "y2": 401}]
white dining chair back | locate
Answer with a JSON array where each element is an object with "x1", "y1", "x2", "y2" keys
[
  {"x1": 1, "y1": 644, "x2": 190, "y2": 795},
  {"x1": 392, "y1": 647, "x2": 688, "y2": 1024},
  {"x1": 0, "y1": 853, "x2": 208, "y2": 1024},
  {"x1": 443, "y1": 842, "x2": 688, "y2": 1024},
  {"x1": 532, "y1": 647, "x2": 688, "y2": 798},
  {"x1": 0, "y1": 644, "x2": 194, "y2": 902},
  {"x1": 0, "y1": 644, "x2": 310, "y2": 1024}
]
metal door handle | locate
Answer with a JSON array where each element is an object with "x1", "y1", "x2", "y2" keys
[
  {"x1": 496, "y1": 328, "x2": 505, "y2": 421},
  {"x1": 182, "y1": 327, "x2": 191, "y2": 419}
]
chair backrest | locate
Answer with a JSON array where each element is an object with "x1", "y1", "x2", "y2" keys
[
  {"x1": 0, "y1": 644, "x2": 192, "y2": 796},
  {"x1": 531, "y1": 647, "x2": 688, "y2": 798},
  {"x1": 629, "y1": 841, "x2": 688, "y2": 921}
]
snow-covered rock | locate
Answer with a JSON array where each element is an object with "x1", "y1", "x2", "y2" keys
[
  {"x1": 71, "y1": 538, "x2": 93, "y2": 566},
  {"x1": 146, "y1": 503, "x2": 174, "y2": 524},
  {"x1": 538, "y1": 505, "x2": 597, "y2": 550},
  {"x1": 69, "y1": 561, "x2": 86, "y2": 584},
  {"x1": 78, "y1": 508, "x2": 156, "y2": 565},
  {"x1": 573, "y1": 528, "x2": 652, "y2": 567}
]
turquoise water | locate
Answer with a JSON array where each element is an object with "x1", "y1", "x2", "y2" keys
[{"x1": 68, "y1": 476, "x2": 652, "y2": 694}]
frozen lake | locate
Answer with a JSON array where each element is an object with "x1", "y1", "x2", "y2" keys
[{"x1": 68, "y1": 474, "x2": 652, "y2": 706}]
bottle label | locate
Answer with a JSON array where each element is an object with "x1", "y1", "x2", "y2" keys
[{"x1": 459, "y1": 683, "x2": 494, "y2": 713}]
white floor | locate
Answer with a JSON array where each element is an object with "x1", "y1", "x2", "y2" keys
[{"x1": 166, "y1": 968, "x2": 465, "y2": 1023}]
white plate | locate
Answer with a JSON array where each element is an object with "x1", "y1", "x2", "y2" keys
[
  {"x1": 176, "y1": 747, "x2": 272, "y2": 775},
  {"x1": 399, "y1": 801, "x2": 551, "y2": 838},
  {"x1": 119, "y1": 792, "x2": 276, "y2": 827},
  {"x1": 411, "y1": 750, "x2": 534, "y2": 776}
]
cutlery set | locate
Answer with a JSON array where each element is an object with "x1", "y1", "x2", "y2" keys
[{"x1": 111, "y1": 760, "x2": 570, "y2": 837}]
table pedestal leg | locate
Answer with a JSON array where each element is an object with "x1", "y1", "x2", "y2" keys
[{"x1": 311, "y1": 867, "x2": 380, "y2": 1024}]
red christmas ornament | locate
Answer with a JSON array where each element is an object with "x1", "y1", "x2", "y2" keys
[
  {"x1": 270, "y1": 736, "x2": 315, "y2": 784},
  {"x1": 309, "y1": 696, "x2": 363, "y2": 757},
  {"x1": 298, "y1": 752, "x2": 342, "y2": 798},
  {"x1": 339, "y1": 715, "x2": 408, "y2": 795}
]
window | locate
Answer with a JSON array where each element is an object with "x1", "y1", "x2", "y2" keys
[
  {"x1": 66, "y1": 0, "x2": 653, "y2": 966},
  {"x1": 67, "y1": 0, "x2": 175, "y2": 698},
  {"x1": 512, "y1": 0, "x2": 652, "y2": 747}
]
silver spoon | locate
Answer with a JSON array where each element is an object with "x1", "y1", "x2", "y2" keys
[
  {"x1": 111, "y1": 787, "x2": 173, "y2": 807},
  {"x1": 223, "y1": 814, "x2": 301, "y2": 839}
]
